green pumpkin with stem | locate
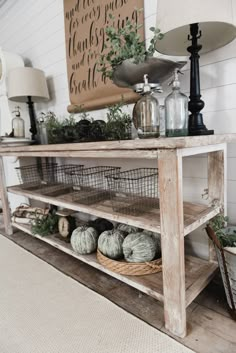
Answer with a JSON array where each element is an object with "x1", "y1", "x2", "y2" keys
[
  {"x1": 98, "y1": 229, "x2": 125, "y2": 259},
  {"x1": 122, "y1": 232, "x2": 156, "y2": 262},
  {"x1": 71, "y1": 225, "x2": 98, "y2": 254}
]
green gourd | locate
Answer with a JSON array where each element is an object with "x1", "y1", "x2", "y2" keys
[
  {"x1": 117, "y1": 223, "x2": 140, "y2": 235},
  {"x1": 98, "y1": 229, "x2": 125, "y2": 259},
  {"x1": 71, "y1": 225, "x2": 98, "y2": 254},
  {"x1": 123, "y1": 232, "x2": 156, "y2": 262}
]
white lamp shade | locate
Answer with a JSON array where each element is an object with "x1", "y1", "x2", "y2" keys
[
  {"x1": 155, "y1": 0, "x2": 236, "y2": 55},
  {"x1": 7, "y1": 67, "x2": 49, "y2": 102}
]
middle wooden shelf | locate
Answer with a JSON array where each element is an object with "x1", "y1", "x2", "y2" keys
[{"x1": 8, "y1": 184, "x2": 220, "y2": 235}]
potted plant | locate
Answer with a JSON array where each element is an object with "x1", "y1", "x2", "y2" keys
[
  {"x1": 97, "y1": 11, "x2": 186, "y2": 88},
  {"x1": 105, "y1": 101, "x2": 132, "y2": 140},
  {"x1": 206, "y1": 214, "x2": 236, "y2": 318},
  {"x1": 39, "y1": 111, "x2": 93, "y2": 144}
]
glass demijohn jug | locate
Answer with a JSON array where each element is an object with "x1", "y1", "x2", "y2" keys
[
  {"x1": 165, "y1": 69, "x2": 188, "y2": 137},
  {"x1": 12, "y1": 106, "x2": 25, "y2": 138},
  {"x1": 133, "y1": 74, "x2": 160, "y2": 138}
]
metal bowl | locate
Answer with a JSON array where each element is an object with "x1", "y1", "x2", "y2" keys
[{"x1": 112, "y1": 57, "x2": 187, "y2": 88}]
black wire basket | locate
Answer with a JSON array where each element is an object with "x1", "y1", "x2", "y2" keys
[
  {"x1": 106, "y1": 168, "x2": 159, "y2": 216},
  {"x1": 16, "y1": 163, "x2": 84, "y2": 196},
  {"x1": 72, "y1": 166, "x2": 121, "y2": 205}
]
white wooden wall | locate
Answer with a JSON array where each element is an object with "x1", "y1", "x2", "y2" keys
[{"x1": 0, "y1": 0, "x2": 236, "y2": 258}]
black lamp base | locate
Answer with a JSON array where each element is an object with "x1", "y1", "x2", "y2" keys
[
  {"x1": 188, "y1": 112, "x2": 214, "y2": 135},
  {"x1": 189, "y1": 128, "x2": 214, "y2": 136},
  {"x1": 26, "y1": 95, "x2": 37, "y2": 141},
  {"x1": 187, "y1": 23, "x2": 214, "y2": 136}
]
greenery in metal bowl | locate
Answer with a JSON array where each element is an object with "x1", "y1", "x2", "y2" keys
[{"x1": 98, "y1": 10, "x2": 163, "y2": 80}]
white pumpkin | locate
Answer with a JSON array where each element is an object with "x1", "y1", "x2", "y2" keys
[
  {"x1": 98, "y1": 229, "x2": 125, "y2": 259},
  {"x1": 71, "y1": 226, "x2": 98, "y2": 254},
  {"x1": 117, "y1": 223, "x2": 140, "y2": 235},
  {"x1": 142, "y1": 230, "x2": 161, "y2": 257},
  {"x1": 123, "y1": 232, "x2": 156, "y2": 262}
]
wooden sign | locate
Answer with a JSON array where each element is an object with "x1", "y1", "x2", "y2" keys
[{"x1": 64, "y1": 0, "x2": 144, "y2": 112}]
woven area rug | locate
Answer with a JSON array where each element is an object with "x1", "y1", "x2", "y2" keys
[{"x1": 0, "y1": 235, "x2": 194, "y2": 353}]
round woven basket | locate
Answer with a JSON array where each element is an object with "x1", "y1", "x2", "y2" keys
[{"x1": 97, "y1": 250, "x2": 162, "y2": 276}]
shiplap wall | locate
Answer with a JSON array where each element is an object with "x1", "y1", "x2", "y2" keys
[{"x1": 0, "y1": 0, "x2": 236, "y2": 258}]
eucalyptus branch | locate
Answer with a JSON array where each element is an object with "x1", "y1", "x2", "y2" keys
[{"x1": 97, "y1": 11, "x2": 163, "y2": 80}]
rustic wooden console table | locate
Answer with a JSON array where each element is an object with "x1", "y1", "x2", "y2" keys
[{"x1": 0, "y1": 134, "x2": 234, "y2": 337}]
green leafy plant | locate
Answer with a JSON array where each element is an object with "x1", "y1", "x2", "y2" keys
[
  {"x1": 40, "y1": 112, "x2": 64, "y2": 144},
  {"x1": 208, "y1": 214, "x2": 236, "y2": 247},
  {"x1": 41, "y1": 110, "x2": 93, "y2": 144},
  {"x1": 31, "y1": 211, "x2": 59, "y2": 237},
  {"x1": 98, "y1": 10, "x2": 163, "y2": 79},
  {"x1": 105, "y1": 101, "x2": 132, "y2": 140}
]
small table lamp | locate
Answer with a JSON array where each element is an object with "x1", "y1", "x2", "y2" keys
[
  {"x1": 7, "y1": 67, "x2": 49, "y2": 140},
  {"x1": 155, "y1": 0, "x2": 236, "y2": 135}
]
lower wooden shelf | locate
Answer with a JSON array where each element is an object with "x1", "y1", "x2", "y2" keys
[{"x1": 12, "y1": 221, "x2": 218, "y2": 308}]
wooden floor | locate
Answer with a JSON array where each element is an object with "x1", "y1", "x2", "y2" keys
[{"x1": 1, "y1": 228, "x2": 236, "y2": 353}]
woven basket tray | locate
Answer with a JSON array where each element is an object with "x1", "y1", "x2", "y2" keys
[{"x1": 97, "y1": 250, "x2": 162, "y2": 276}]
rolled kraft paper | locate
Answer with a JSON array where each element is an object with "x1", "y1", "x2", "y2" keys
[
  {"x1": 67, "y1": 91, "x2": 139, "y2": 113},
  {"x1": 63, "y1": 0, "x2": 144, "y2": 112}
]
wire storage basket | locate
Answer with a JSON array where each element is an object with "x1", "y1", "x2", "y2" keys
[
  {"x1": 72, "y1": 166, "x2": 121, "y2": 205},
  {"x1": 16, "y1": 163, "x2": 84, "y2": 196},
  {"x1": 106, "y1": 168, "x2": 159, "y2": 216}
]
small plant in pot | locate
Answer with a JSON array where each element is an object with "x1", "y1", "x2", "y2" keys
[
  {"x1": 105, "y1": 101, "x2": 132, "y2": 140},
  {"x1": 62, "y1": 115, "x2": 77, "y2": 143}
]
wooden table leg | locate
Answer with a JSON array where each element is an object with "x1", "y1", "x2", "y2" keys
[
  {"x1": 0, "y1": 157, "x2": 13, "y2": 235},
  {"x1": 208, "y1": 144, "x2": 227, "y2": 262},
  {"x1": 158, "y1": 149, "x2": 186, "y2": 337}
]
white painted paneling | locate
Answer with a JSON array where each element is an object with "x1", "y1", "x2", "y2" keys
[
  {"x1": 0, "y1": 0, "x2": 68, "y2": 115},
  {"x1": 227, "y1": 202, "x2": 236, "y2": 223},
  {"x1": 228, "y1": 157, "x2": 236, "y2": 180}
]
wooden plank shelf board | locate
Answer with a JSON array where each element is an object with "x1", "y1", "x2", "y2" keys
[
  {"x1": 0, "y1": 150, "x2": 159, "y2": 159},
  {"x1": 12, "y1": 221, "x2": 218, "y2": 307},
  {"x1": 8, "y1": 185, "x2": 220, "y2": 235},
  {"x1": 0, "y1": 134, "x2": 236, "y2": 157}
]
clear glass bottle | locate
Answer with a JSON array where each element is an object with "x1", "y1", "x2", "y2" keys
[
  {"x1": 133, "y1": 74, "x2": 160, "y2": 138},
  {"x1": 165, "y1": 69, "x2": 188, "y2": 137},
  {"x1": 159, "y1": 105, "x2": 166, "y2": 136},
  {"x1": 37, "y1": 112, "x2": 48, "y2": 144},
  {"x1": 12, "y1": 106, "x2": 25, "y2": 138}
]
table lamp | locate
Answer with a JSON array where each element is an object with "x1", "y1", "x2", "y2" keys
[
  {"x1": 155, "y1": 0, "x2": 236, "y2": 135},
  {"x1": 7, "y1": 67, "x2": 49, "y2": 140}
]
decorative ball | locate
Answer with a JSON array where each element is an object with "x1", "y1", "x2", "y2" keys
[{"x1": 88, "y1": 218, "x2": 113, "y2": 235}]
